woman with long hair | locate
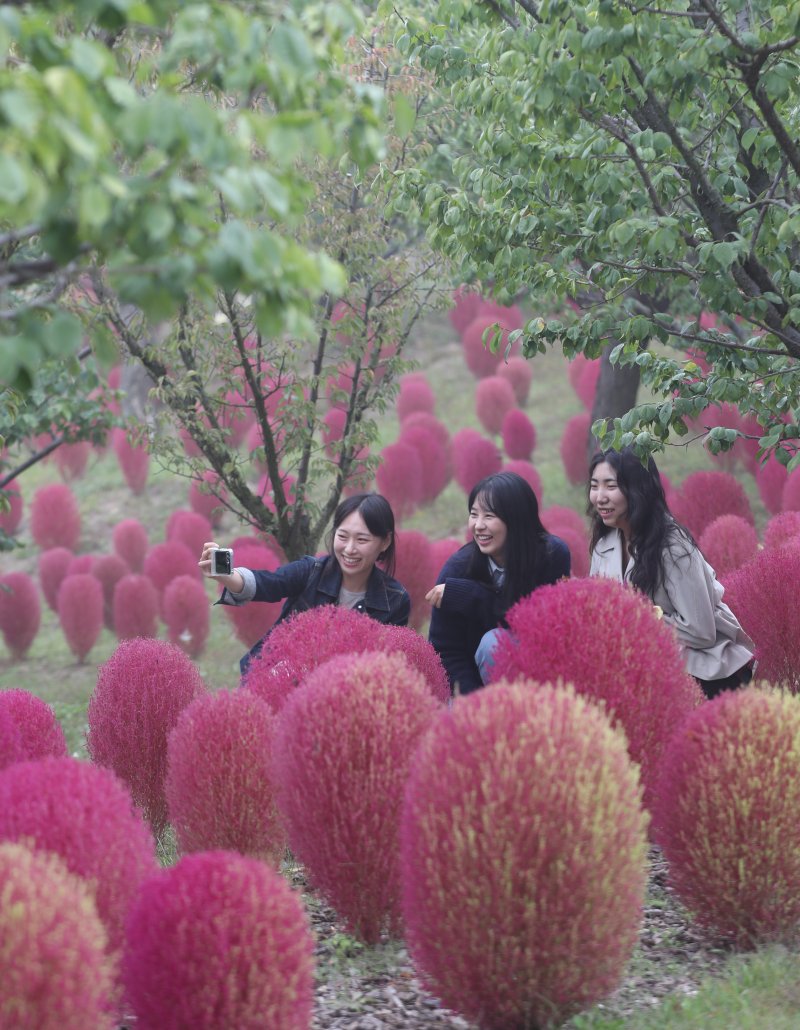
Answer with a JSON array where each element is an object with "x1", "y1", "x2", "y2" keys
[
  {"x1": 427, "y1": 471, "x2": 570, "y2": 694},
  {"x1": 588, "y1": 447, "x2": 754, "y2": 699}
]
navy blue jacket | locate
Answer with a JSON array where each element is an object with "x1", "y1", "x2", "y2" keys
[
  {"x1": 428, "y1": 536, "x2": 571, "y2": 695},
  {"x1": 218, "y1": 554, "x2": 411, "y2": 675}
]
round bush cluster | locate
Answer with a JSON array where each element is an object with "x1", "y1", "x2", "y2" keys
[
  {"x1": 783, "y1": 468, "x2": 800, "y2": 512},
  {"x1": 92, "y1": 553, "x2": 130, "y2": 630},
  {"x1": 502, "y1": 459, "x2": 542, "y2": 501},
  {"x1": 475, "y1": 375, "x2": 517, "y2": 436},
  {"x1": 123, "y1": 850, "x2": 316, "y2": 1030},
  {"x1": 0, "y1": 571, "x2": 41, "y2": 660},
  {"x1": 113, "y1": 574, "x2": 159, "y2": 640},
  {"x1": 0, "y1": 689, "x2": 67, "y2": 765},
  {"x1": 763, "y1": 511, "x2": 800, "y2": 551},
  {"x1": 501, "y1": 408, "x2": 536, "y2": 460},
  {"x1": 448, "y1": 286, "x2": 482, "y2": 334},
  {"x1": 568, "y1": 354, "x2": 601, "y2": 409},
  {"x1": 375, "y1": 441, "x2": 423, "y2": 522},
  {"x1": 396, "y1": 373, "x2": 436, "y2": 421},
  {"x1": 400, "y1": 680, "x2": 648, "y2": 1029},
  {"x1": 112, "y1": 518, "x2": 148, "y2": 572},
  {"x1": 87, "y1": 638, "x2": 207, "y2": 834},
  {"x1": 166, "y1": 690, "x2": 285, "y2": 863},
  {"x1": 113, "y1": 427, "x2": 149, "y2": 494},
  {"x1": 461, "y1": 316, "x2": 507, "y2": 379},
  {"x1": 143, "y1": 541, "x2": 201, "y2": 615},
  {"x1": 397, "y1": 424, "x2": 451, "y2": 504},
  {"x1": 58, "y1": 573, "x2": 104, "y2": 662},
  {"x1": 30, "y1": 483, "x2": 81, "y2": 550},
  {"x1": 541, "y1": 503, "x2": 586, "y2": 538},
  {"x1": 429, "y1": 537, "x2": 462, "y2": 575},
  {"x1": 670, "y1": 469, "x2": 754, "y2": 539},
  {"x1": 54, "y1": 440, "x2": 91, "y2": 481},
  {"x1": 653, "y1": 688, "x2": 800, "y2": 946},
  {"x1": 273, "y1": 651, "x2": 442, "y2": 942},
  {"x1": 0, "y1": 708, "x2": 23, "y2": 771},
  {"x1": 698, "y1": 514, "x2": 759, "y2": 576},
  {"x1": 451, "y1": 428, "x2": 502, "y2": 493},
  {"x1": 166, "y1": 509, "x2": 213, "y2": 558},
  {"x1": 163, "y1": 575, "x2": 210, "y2": 657},
  {"x1": 0, "y1": 841, "x2": 115, "y2": 1030},
  {"x1": 550, "y1": 524, "x2": 590, "y2": 578}
]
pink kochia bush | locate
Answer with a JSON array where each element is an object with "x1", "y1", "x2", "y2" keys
[
  {"x1": 475, "y1": 375, "x2": 517, "y2": 436},
  {"x1": 272, "y1": 651, "x2": 442, "y2": 942},
  {"x1": 670, "y1": 469, "x2": 754, "y2": 539},
  {"x1": 0, "y1": 708, "x2": 23, "y2": 770},
  {"x1": 58, "y1": 573, "x2": 104, "y2": 662},
  {"x1": 113, "y1": 574, "x2": 159, "y2": 640},
  {"x1": 244, "y1": 605, "x2": 450, "y2": 711},
  {"x1": 112, "y1": 517, "x2": 148, "y2": 572},
  {"x1": 123, "y1": 850, "x2": 315, "y2": 1030},
  {"x1": 396, "y1": 372, "x2": 436, "y2": 421},
  {"x1": 0, "y1": 757, "x2": 157, "y2": 958},
  {"x1": 394, "y1": 529, "x2": 436, "y2": 631},
  {"x1": 0, "y1": 841, "x2": 115, "y2": 1030},
  {"x1": 400, "y1": 681, "x2": 649, "y2": 1029},
  {"x1": 497, "y1": 355, "x2": 533, "y2": 405},
  {"x1": 0, "y1": 479, "x2": 23, "y2": 536},
  {"x1": 29, "y1": 483, "x2": 81, "y2": 550},
  {"x1": 222, "y1": 542, "x2": 282, "y2": 648},
  {"x1": 87, "y1": 639, "x2": 207, "y2": 835},
  {"x1": 113, "y1": 427, "x2": 149, "y2": 493},
  {"x1": 461, "y1": 315, "x2": 506, "y2": 378},
  {"x1": 143, "y1": 540, "x2": 201, "y2": 614},
  {"x1": 38, "y1": 547, "x2": 77, "y2": 610},
  {"x1": 375, "y1": 441, "x2": 423, "y2": 522},
  {"x1": 491, "y1": 578, "x2": 703, "y2": 809},
  {"x1": 166, "y1": 508, "x2": 213, "y2": 558},
  {"x1": 560, "y1": 411, "x2": 592, "y2": 486},
  {"x1": 166, "y1": 690, "x2": 286, "y2": 864},
  {"x1": 653, "y1": 688, "x2": 800, "y2": 946},
  {"x1": 451, "y1": 427, "x2": 502, "y2": 493},
  {"x1": 698, "y1": 514, "x2": 759, "y2": 576},
  {"x1": 0, "y1": 689, "x2": 67, "y2": 765},
  {"x1": 162, "y1": 575, "x2": 210, "y2": 657},
  {"x1": 93, "y1": 553, "x2": 131, "y2": 630},
  {"x1": 763, "y1": 511, "x2": 800, "y2": 551},
  {"x1": 0, "y1": 571, "x2": 41, "y2": 659},
  {"x1": 502, "y1": 407, "x2": 536, "y2": 460},
  {"x1": 398, "y1": 423, "x2": 451, "y2": 504}
]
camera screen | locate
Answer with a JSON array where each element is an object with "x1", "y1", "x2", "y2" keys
[{"x1": 213, "y1": 549, "x2": 232, "y2": 575}]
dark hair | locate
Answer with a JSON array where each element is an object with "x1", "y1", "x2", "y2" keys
[
  {"x1": 329, "y1": 492, "x2": 397, "y2": 576},
  {"x1": 588, "y1": 447, "x2": 693, "y2": 599},
  {"x1": 466, "y1": 471, "x2": 549, "y2": 610}
]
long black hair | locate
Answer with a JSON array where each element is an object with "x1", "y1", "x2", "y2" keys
[
  {"x1": 466, "y1": 471, "x2": 550, "y2": 610},
  {"x1": 588, "y1": 447, "x2": 694, "y2": 599},
  {"x1": 328, "y1": 492, "x2": 397, "y2": 576}
]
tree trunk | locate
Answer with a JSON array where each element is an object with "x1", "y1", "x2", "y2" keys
[{"x1": 588, "y1": 343, "x2": 641, "y2": 458}]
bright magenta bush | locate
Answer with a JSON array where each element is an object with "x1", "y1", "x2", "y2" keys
[
  {"x1": 0, "y1": 572, "x2": 41, "y2": 660},
  {"x1": 475, "y1": 375, "x2": 517, "y2": 436},
  {"x1": 430, "y1": 536, "x2": 463, "y2": 574},
  {"x1": 375, "y1": 441, "x2": 423, "y2": 522},
  {"x1": 87, "y1": 639, "x2": 207, "y2": 834},
  {"x1": 550, "y1": 524, "x2": 590, "y2": 578},
  {"x1": 166, "y1": 509, "x2": 213, "y2": 558},
  {"x1": 113, "y1": 427, "x2": 149, "y2": 494},
  {"x1": 698, "y1": 514, "x2": 759, "y2": 576},
  {"x1": 30, "y1": 483, "x2": 81, "y2": 550},
  {"x1": 491, "y1": 577, "x2": 703, "y2": 809},
  {"x1": 568, "y1": 354, "x2": 600, "y2": 409},
  {"x1": 497, "y1": 355, "x2": 533, "y2": 404},
  {"x1": 67, "y1": 553, "x2": 95, "y2": 576},
  {"x1": 162, "y1": 575, "x2": 210, "y2": 658},
  {"x1": 763, "y1": 511, "x2": 800, "y2": 551},
  {"x1": 0, "y1": 756, "x2": 157, "y2": 957},
  {"x1": 400, "y1": 680, "x2": 648, "y2": 1029},
  {"x1": 273, "y1": 651, "x2": 442, "y2": 942},
  {"x1": 0, "y1": 708, "x2": 23, "y2": 771},
  {"x1": 0, "y1": 479, "x2": 23, "y2": 536},
  {"x1": 394, "y1": 529, "x2": 436, "y2": 631},
  {"x1": 398, "y1": 424, "x2": 451, "y2": 504},
  {"x1": 54, "y1": 440, "x2": 91, "y2": 481},
  {"x1": 401, "y1": 410, "x2": 451, "y2": 450},
  {"x1": 502, "y1": 459, "x2": 542, "y2": 501},
  {"x1": 123, "y1": 850, "x2": 315, "y2": 1030},
  {"x1": 756, "y1": 458, "x2": 788, "y2": 515},
  {"x1": 653, "y1": 688, "x2": 800, "y2": 946},
  {"x1": 461, "y1": 315, "x2": 506, "y2": 378},
  {"x1": 166, "y1": 690, "x2": 285, "y2": 863},
  {"x1": 143, "y1": 540, "x2": 200, "y2": 615},
  {"x1": 112, "y1": 518, "x2": 148, "y2": 572},
  {"x1": 113, "y1": 574, "x2": 159, "y2": 640},
  {"x1": 448, "y1": 285, "x2": 482, "y2": 333},
  {"x1": 0, "y1": 689, "x2": 67, "y2": 764},
  {"x1": 221, "y1": 541, "x2": 283, "y2": 648},
  {"x1": 0, "y1": 841, "x2": 115, "y2": 1030},
  {"x1": 93, "y1": 553, "x2": 131, "y2": 630},
  {"x1": 396, "y1": 372, "x2": 436, "y2": 421},
  {"x1": 378, "y1": 625, "x2": 451, "y2": 704},
  {"x1": 501, "y1": 408, "x2": 536, "y2": 460},
  {"x1": 782, "y1": 468, "x2": 800, "y2": 512},
  {"x1": 189, "y1": 471, "x2": 227, "y2": 527},
  {"x1": 451, "y1": 427, "x2": 502, "y2": 493},
  {"x1": 541, "y1": 503, "x2": 586, "y2": 538},
  {"x1": 670, "y1": 470, "x2": 754, "y2": 539},
  {"x1": 58, "y1": 573, "x2": 104, "y2": 663},
  {"x1": 560, "y1": 411, "x2": 592, "y2": 486},
  {"x1": 724, "y1": 546, "x2": 800, "y2": 690}
]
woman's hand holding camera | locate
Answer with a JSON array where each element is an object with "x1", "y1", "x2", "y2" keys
[{"x1": 199, "y1": 542, "x2": 244, "y2": 592}]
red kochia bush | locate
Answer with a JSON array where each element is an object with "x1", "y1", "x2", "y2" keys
[
  {"x1": 0, "y1": 709, "x2": 23, "y2": 771},
  {"x1": 560, "y1": 411, "x2": 593, "y2": 486},
  {"x1": 698, "y1": 514, "x2": 759, "y2": 576},
  {"x1": 550, "y1": 524, "x2": 590, "y2": 578},
  {"x1": 396, "y1": 372, "x2": 436, "y2": 421},
  {"x1": 54, "y1": 440, "x2": 91, "y2": 481},
  {"x1": 756, "y1": 457, "x2": 788, "y2": 515},
  {"x1": 475, "y1": 375, "x2": 517, "y2": 436},
  {"x1": 398, "y1": 424, "x2": 451, "y2": 504},
  {"x1": 222, "y1": 542, "x2": 283, "y2": 648},
  {"x1": 165, "y1": 509, "x2": 213, "y2": 558},
  {"x1": 400, "y1": 680, "x2": 648, "y2": 1029},
  {"x1": 541, "y1": 503, "x2": 586, "y2": 538},
  {"x1": 0, "y1": 689, "x2": 67, "y2": 764},
  {"x1": 113, "y1": 427, "x2": 149, "y2": 494},
  {"x1": 653, "y1": 688, "x2": 800, "y2": 946},
  {"x1": 93, "y1": 553, "x2": 131, "y2": 630},
  {"x1": 763, "y1": 511, "x2": 800, "y2": 551},
  {"x1": 491, "y1": 577, "x2": 703, "y2": 809},
  {"x1": 502, "y1": 459, "x2": 542, "y2": 502},
  {"x1": 162, "y1": 575, "x2": 210, "y2": 657},
  {"x1": 0, "y1": 841, "x2": 114, "y2": 1030},
  {"x1": 143, "y1": 540, "x2": 200, "y2": 615},
  {"x1": 501, "y1": 407, "x2": 536, "y2": 460},
  {"x1": 0, "y1": 571, "x2": 41, "y2": 659},
  {"x1": 272, "y1": 651, "x2": 442, "y2": 942},
  {"x1": 58, "y1": 573, "x2": 104, "y2": 662},
  {"x1": 0, "y1": 479, "x2": 23, "y2": 536},
  {"x1": 451, "y1": 427, "x2": 502, "y2": 493},
  {"x1": 448, "y1": 286, "x2": 482, "y2": 334},
  {"x1": 113, "y1": 574, "x2": 159, "y2": 640},
  {"x1": 497, "y1": 355, "x2": 533, "y2": 405},
  {"x1": 87, "y1": 639, "x2": 207, "y2": 835},
  {"x1": 430, "y1": 536, "x2": 462, "y2": 574},
  {"x1": 0, "y1": 756, "x2": 157, "y2": 957},
  {"x1": 112, "y1": 518, "x2": 148, "y2": 572},
  {"x1": 783, "y1": 468, "x2": 800, "y2": 512},
  {"x1": 461, "y1": 315, "x2": 507, "y2": 378},
  {"x1": 375, "y1": 441, "x2": 423, "y2": 522},
  {"x1": 670, "y1": 469, "x2": 754, "y2": 539},
  {"x1": 394, "y1": 529, "x2": 436, "y2": 631},
  {"x1": 166, "y1": 690, "x2": 285, "y2": 863},
  {"x1": 724, "y1": 546, "x2": 800, "y2": 691},
  {"x1": 30, "y1": 483, "x2": 81, "y2": 550},
  {"x1": 123, "y1": 850, "x2": 315, "y2": 1030},
  {"x1": 189, "y1": 471, "x2": 228, "y2": 527}
]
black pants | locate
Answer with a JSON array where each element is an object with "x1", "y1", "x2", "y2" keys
[{"x1": 697, "y1": 661, "x2": 754, "y2": 701}]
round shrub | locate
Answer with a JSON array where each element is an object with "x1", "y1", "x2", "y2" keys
[
  {"x1": 560, "y1": 411, "x2": 593, "y2": 486},
  {"x1": 58, "y1": 573, "x2": 104, "y2": 663},
  {"x1": 448, "y1": 286, "x2": 482, "y2": 334},
  {"x1": 189, "y1": 471, "x2": 227, "y2": 528},
  {"x1": 653, "y1": 688, "x2": 800, "y2": 946},
  {"x1": 112, "y1": 518, "x2": 148, "y2": 572},
  {"x1": 397, "y1": 424, "x2": 451, "y2": 504},
  {"x1": 782, "y1": 468, "x2": 800, "y2": 512},
  {"x1": 378, "y1": 625, "x2": 451, "y2": 704},
  {"x1": 54, "y1": 440, "x2": 91, "y2": 481},
  {"x1": 0, "y1": 572, "x2": 40, "y2": 660},
  {"x1": 143, "y1": 540, "x2": 200, "y2": 616},
  {"x1": 430, "y1": 536, "x2": 462, "y2": 575},
  {"x1": 221, "y1": 542, "x2": 283, "y2": 648},
  {"x1": 123, "y1": 850, "x2": 315, "y2": 1030},
  {"x1": 451, "y1": 427, "x2": 502, "y2": 494},
  {"x1": 401, "y1": 410, "x2": 451, "y2": 451},
  {"x1": 162, "y1": 575, "x2": 210, "y2": 657},
  {"x1": 87, "y1": 639, "x2": 207, "y2": 835},
  {"x1": 461, "y1": 315, "x2": 506, "y2": 379},
  {"x1": 568, "y1": 354, "x2": 600, "y2": 409},
  {"x1": 165, "y1": 509, "x2": 213, "y2": 558},
  {"x1": 113, "y1": 427, "x2": 149, "y2": 494},
  {"x1": 400, "y1": 680, "x2": 648, "y2": 1029},
  {"x1": 92, "y1": 553, "x2": 131, "y2": 630},
  {"x1": 698, "y1": 514, "x2": 759, "y2": 576},
  {"x1": 475, "y1": 375, "x2": 517, "y2": 436},
  {"x1": 113, "y1": 574, "x2": 159, "y2": 640},
  {"x1": 502, "y1": 459, "x2": 542, "y2": 501},
  {"x1": 501, "y1": 408, "x2": 536, "y2": 460},
  {"x1": 30, "y1": 483, "x2": 81, "y2": 550},
  {"x1": 0, "y1": 708, "x2": 23, "y2": 771},
  {"x1": 394, "y1": 529, "x2": 436, "y2": 631},
  {"x1": 0, "y1": 480, "x2": 23, "y2": 536},
  {"x1": 0, "y1": 756, "x2": 157, "y2": 957},
  {"x1": 756, "y1": 458, "x2": 788, "y2": 515},
  {"x1": 491, "y1": 577, "x2": 703, "y2": 809},
  {"x1": 396, "y1": 372, "x2": 436, "y2": 421},
  {"x1": 0, "y1": 841, "x2": 114, "y2": 1030},
  {"x1": 375, "y1": 441, "x2": 423, "y2": 522},
  {"x1": 763, "y1": 511, "x2": 800, "y2": 551},
  {"x1": 166, "y1": 690, "x2": 285, "y2": 863},
  {"x1": 541, "y1": 503, "x2": 586, "y2": 538},
  {"x1": 67, "y1": 553, "x2": 95, "y2": 576},
  {"x1": 550, "y1": 524, "x2": 590, "y2": 578},
  {"x1": 670, "y1": 470, "x2": 754, "y2": 539},
  {"x1": 0, "y1": 690, "x2": 67, "y2": 764},
  {"x1": 273, "y1": 651, "x2": 442, "y2": 942},
  {"x1": 497, "y1": 355, "x2": 533, "y2": 405}
]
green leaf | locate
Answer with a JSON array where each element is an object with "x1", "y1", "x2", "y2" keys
[{"x1": 393, "y1": 92, "x2": 416, "y2": 138}]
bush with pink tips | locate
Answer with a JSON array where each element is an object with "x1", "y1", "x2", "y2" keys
[
  {"x1": 189, "y1": 471, "x2": 228, "y2": 527},
  {"x1": 763, "y1": 511, "x2": 800, "y2": 551},
  {"x1": 475, "y1": 375, "x2": 517, "y2": 436},
  {"x1": 378, "y1": 625, "x2": 451, "y2": 704},
  {"x1": 166, "y1": 509, "x2": 213, "y2": 558},
  {"x1": 541, "y1": 503, "x2": 586, "y2": 538},
  {"x1": 670, "y1": 470, "x2": 754, "y2": 539},
  {"x1": 0, "y1": 479, "x2": 23, "y2": 536},
  {"x1": 67, "y1": 553, "x2": 95, "y2": 576},
  {"x1": 113, "y1": 427, "x2": 149, "y2": 494},
  {"x1": 396, "y1": 372, "x2": 436, "y2": 421},
  {"x1": 0, "y1": 709, "x2": 23, "y2": 771},
  {"x1": 58, "y1": 573, "x2": 104, "y2": 663},
  {"x1": 55, "y1": 440, "x2": 91, "y2": 481},
  {"x1": 653, "y1": 687, "x2": 800, "y2": 946},
  {"x1": 123, "y1": 850, "x2": 315, "y2": 1030},
  {"x1": 400, "y1": 680, "x2": 648, "y2": 1029},
  {"x1": 87, "y1": 638, "x2": 207, "y2": 835},
  {"x1": 497, "y1": 355, "x2": 533, "y2": 404},
  {"x1": 501, "y1": 459, "x2": 542, "y2": 501},
  {"x1": 401, "y1": 410, "x2": 451, "y2": 451},
  {"x1": 501, "y1": 407, "x2": 536, "y2": 460},
  {"x1": 221, "y1": 542, "x2": 282, "y2": 648},
  {"x1": 162, "y1": 575, "x2": 210, "y2": 658},
  {"x1": 0, "y1": 841, "x2": 115, "y2": 1030},
  {"x1": 93, "y1": 553, "x2": 131, "y2": 630},
  {"x1": 491, "y1": 577, "x2": 703, "y2": 809},
  {"x1": 166, "y1": 690, "x2": 285, "y2": 863},
  {"x1": 756, "y1": 458, "x2": 788, "y2": 515},
  {"x1": 0, "y1": 756, "x2": 157, "y2": 957},
  {"x1": 451, "y1": 427, "x2": 502, "y2": 493},
  {"x1": 0, "y1": 689, "x2": 67, "y2": 764},
  {"x1": 782, "y1": 468, "x2": 800, "y2": 512},
  {"x1": 560, "y1": 411, "x2": 593, "y2": 486},
  {"x1": 112, "y1": 518, "x2": 148, "y2": 572},
  {"x1": 398, "y1": 424, "x2": 451, "y2": 504},
  {"x1": 375, "y1": 440, "x2": 423, "y2": 522},
  {"x1": 698, "y1": 514, "x2": 759, "y2": 576},
  {"x1": 113, "y1": 574, "x2": 159, "y2": 640},
  {"x1": 394, "y1": 529, "x2": 436, "y2": 631},
  {"x1": 430, "y1": 536, "x2": 463, "y2": 574},
  {"x1": 0, "y1": 571, "x2": 41, "y2": 660},
  {"x1": 30, "y1": 483, "x2": 81, "y2": 550},
  {"x1": 448, "y1": 286, "x2": 482, "y2": 334},
  {"x1": 461, "y1": 315, "x2": 507, "y2": 379},
  {"x1": 273, "y1": 651, "x2": 442, "y2": 942},
  {"x1": 550, "y1": 524, "x2": 590, "y2": 578},
  {"x1": 568, "y1": 354, "x2": 601, "y2": 409},
  {"x1": 143, "y1": 540, "x2": 201, "y2": 615}
]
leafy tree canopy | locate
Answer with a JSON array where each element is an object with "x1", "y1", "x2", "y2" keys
[{"x1": 389, "y1": 0, "x2": 800, "y2": 469}]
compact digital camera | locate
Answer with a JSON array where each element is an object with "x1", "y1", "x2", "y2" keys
[{"x1": 211, "y1": 548, "x2": 233, "y2": 576}]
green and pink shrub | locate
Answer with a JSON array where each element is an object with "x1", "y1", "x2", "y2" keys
[
  {"x1": 0, "y1": 690, "x2": 67, "y2": 764},
  {"x1": 653, "y1": 687, "x2": 800, "y2": 946},
  {"x1": 451, "y1": 427, "x2": 502, "y2": 493},
  {"x1": 166, "y1": 690, "x2": 285, "y2": 863},
  {"x1": 670, "y1": 469, "x2": 754, "y2": 539},
  {"x1": 475, "y1": 375, "x2": 517, "y2": 436},
  {"x1": 58, "y1": 573, "x2": 104, "y2": 662},
  {"x1": 30, "y1": 483, "x2": 81, "y2": 550},
  {"x1": 123, "y1": 850, "x2": 315, "y2": 1030},
  {"x1": 0, "y1": 841, "x2": 115, "y2": 1030},
  {"x1": 272, "y1": 651, "x2": 442, "y2": 942},
  {"x1": 560, "y1": 411, "x2": 592, "y2": 486},
  {"x1": 698, "y1": 514, "x2": 759, "y2": 576},
  {"x1": 461, "y1": 315, "x2": 507, "y2": 378},
  {"x1": 490, "y1": 577, "x2": 703, "y2": 809},
  {"x1": 112, "y1": 518, "x2": 148, "y2": 572},
  {"x1": 400, "y1": 680, "x2": 648, "y2": 1029},
  {"x1": 501, "y1": 407, "x2": 536, "y2": 461},
  {"x1": 87, "y1": 638, "x2": 207, "y2": 834},
  {"x1": 0, "y1": 571, "x2": 41, "y2": 660},
  {"x1": 163, "y1": 575, "x2": 210, "y2": 657},
  {"x1": 113, "y1": 574, "x2": 159, "y2": 640}
]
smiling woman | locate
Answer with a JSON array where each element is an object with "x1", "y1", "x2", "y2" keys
[{"x1": 199, "y1": 494, "x2": 411, "y2": 676}]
